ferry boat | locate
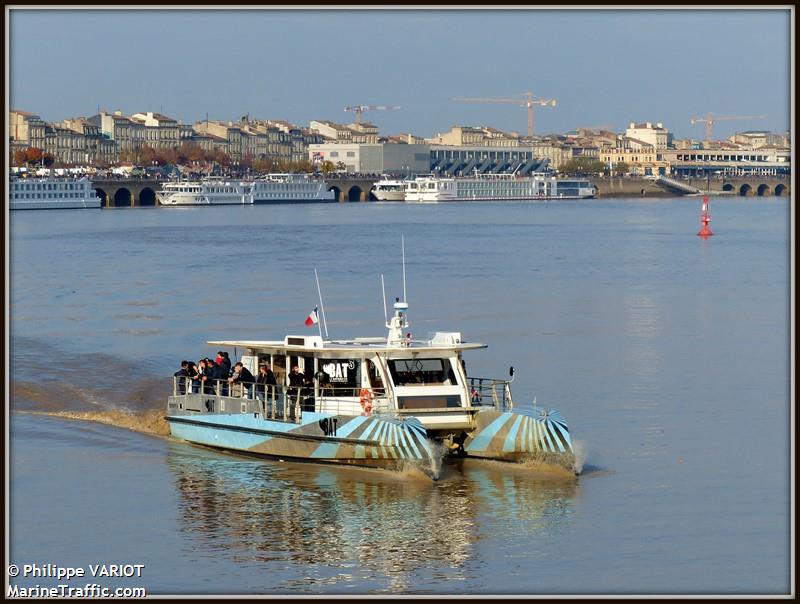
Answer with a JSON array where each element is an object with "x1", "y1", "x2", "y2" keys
[
  {"x1": 166, "y1": 288, "x2": 577, "y2": 478},
  {"x1": 404, "y1": 173, "x2": 595, "y2": 202},
  {"x1": 370, "y1": 176, "x2": 408, "y2": 201},
  {"x1": 252, "y1": 173, "x2": 335, "y2": 203},
  {"x1": 156, "y1": 178, "x2": 254, "y2": 206},
  {"x1": 9, "y1": 175, "x2": 101, "y2": 210}
]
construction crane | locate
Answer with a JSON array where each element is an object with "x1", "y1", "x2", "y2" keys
[
  {"x1": 689, "y1": 113, "x2": 765, "y2": 141},
  {"x1": 343, "y1": 105, "x2": 400, "y2": 124},
  {"x1": 453, "y1": 92, "x2": 557, "y2": 137}
]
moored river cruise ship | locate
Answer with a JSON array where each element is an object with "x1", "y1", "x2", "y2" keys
[
  {"x1": 404, "y1": 173, "x2": 595, "y2": 202},
  {"x1": 9, "y1": 175, "x2": 102, "y2": 210},
  {"x1": 252, "y1": 173, "x2": 335, "y2": 203},
  {"x1": 156, "y1": 178, "x2": 254, "y2": 206},
  {"x1": 167, "y1": 294, "x2": 577, "y2": 479}
]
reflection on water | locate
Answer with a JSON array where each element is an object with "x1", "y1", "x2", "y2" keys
[{"x1": 166, "y1": 444, "x2": 578, "y2": 593}]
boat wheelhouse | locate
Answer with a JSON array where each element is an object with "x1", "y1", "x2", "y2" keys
[
  {"x1": 404, "y1": 173, "x2": 595, "y2": 202},
  {"x1": 251, "y1": 173, "x2": 335, "y2": 203},
  {"x1": 166, "y1": 298, "x2": 577, "y2": 478},
  {"x1": 9, "y1": 175, "x2": 102, "y2": 210},
  {"x1": 156, "y1": 178, "x2": 254, "y2": 206}
]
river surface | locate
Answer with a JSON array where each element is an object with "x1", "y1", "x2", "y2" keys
[{"x1": 7, "y1": 198, "x2": 791, "y2": 595}]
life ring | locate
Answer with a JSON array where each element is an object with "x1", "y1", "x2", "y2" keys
[{"x1": 359, "y1": 388, "x2": 374, "y2": 415}]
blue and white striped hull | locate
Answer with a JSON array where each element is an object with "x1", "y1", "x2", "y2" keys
[
  {"x1": 463, "y1": 408, "x2": 575, "y2": 467},
  {"x1": 167, "y1": 412, "x2": 434, "y2": 471}
]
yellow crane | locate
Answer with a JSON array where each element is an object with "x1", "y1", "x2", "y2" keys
[
  {"x1": 453, "y1": 92, "x2": 557, "y2": 137},
  {"x1": 343, "y1": 105, "x2": 401, "y2": 124},
  {"x1": 689, "y1": 113, "x2": 765, "y2": 141}
]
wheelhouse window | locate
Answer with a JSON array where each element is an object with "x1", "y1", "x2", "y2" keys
[{"x1": 388, "y1": 358, "x2": 457, "y2": 386}]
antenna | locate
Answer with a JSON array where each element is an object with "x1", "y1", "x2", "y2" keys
[
  {"x1": 401, "y1": 235, "x2": 407, "y2": 303},
  {"x1": 314, "y1": 268, "x2": 329, "y2": 338},
  {"x1": 381, "y1": 273, "x2": 388, "y2": 325}
]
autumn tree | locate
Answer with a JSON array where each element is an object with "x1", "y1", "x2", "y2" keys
[
  {"x1": 12, "y1": 147, "x2": 56, "y2": 168},
  {"x1": 13, "y1": 148, "x2": 29, "y2": 166}
]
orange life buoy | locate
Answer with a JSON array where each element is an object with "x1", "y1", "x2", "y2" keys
[{"x1": 359, "y1": 387, "x2": 374, "y2": 415}]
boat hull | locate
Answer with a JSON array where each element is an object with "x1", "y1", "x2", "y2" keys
[
  {"x1": 166, "y1": 406, "x2": 435, "y2": 471},
  {"x1": 372, "y1": 191, "x2": 406, "y2": 201},
  {"x1": 462, "y1": 408, "x2": 575, "y2": 468},
  {"x1": 9, "y1": 200, "x2": 102, "y2": 210},
  {"x1": 253, "y1": 197, "x2": 337, "y2": 204}
]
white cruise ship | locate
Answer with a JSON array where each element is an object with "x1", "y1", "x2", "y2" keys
[
  {"x1": 252, "y1": 173, "x2": 335, "y2": 203},
  {"x1": 156, "y1": 178, "x2": 254, "y2": 206},
  {"x1": 404, "y1": 173, "x2": 595, "y2": 202},
  {"x1": 370, "y1": 177, "x2": 408, "y2": 201},
  {"x1": 9, "y1": 175, "x2": 102, "y2": 210}
]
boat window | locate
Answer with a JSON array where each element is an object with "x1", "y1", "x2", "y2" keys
[
  {"x1": 388, "y1": 358, "x2": 456, "y2": 386},
  {"x1": 366, "y1": 359, "x2": 385, "y2": 396}
]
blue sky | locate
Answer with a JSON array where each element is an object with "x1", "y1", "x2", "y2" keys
[{"x1": 9, "y1": 8, "x2": 792, "y2": 139}]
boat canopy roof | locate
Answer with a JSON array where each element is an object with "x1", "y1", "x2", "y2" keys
[{"x1": 207, "y1": 334, "x2": 487, "y2": 354}]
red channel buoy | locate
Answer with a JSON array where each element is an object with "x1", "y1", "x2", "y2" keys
[{"x1": 697, "y1": 195, "x2": 713, "y2": 237}]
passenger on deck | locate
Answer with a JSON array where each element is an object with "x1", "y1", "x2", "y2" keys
[
  {"x1": 229, "y1": 362, "x2": 255, "y2": 397},
  {"x1": 287, "y1": 365, "x2": 305, "y2": 404},
  {"x1": 215, "y1": 352, "x2": 231, "y2": 396},
  {"x1": 256, "y1": 364, "x2": 277, "y2": 401},
  {"x1": 198, "y1": 358, "x2": 215, "y2": 395},
  {"x1": 186, "y1": 361, "x2": 200, "y2": 393},
  {"x1": 314, "y1": 368, "x2": 332, "y2": 393},
  {"x1": 174, "y1": 360, "x2": 189, "y2": 394},
  {"x1": 220, "y1": 351, "x2": 231, "y2": 375}
]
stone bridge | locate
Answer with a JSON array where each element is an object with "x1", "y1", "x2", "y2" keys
[
  {"x1": 595, "y1": 175, "x2": 791, "y2": 198},
  {"x1": 323, "y1": 176, "x2": 381, "y2": 201},
  {"x1": 91, "y1": 178, "x2": 162, "y2": 207},
  {"x1": 680, "y1": 175, "x2": 790, "y2": 197}
]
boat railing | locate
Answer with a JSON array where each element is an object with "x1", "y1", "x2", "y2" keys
[
  {"x1": 171, "y1": 377, "x2": 305, "y2": 421},
  {"x1": 170, "y1": 377, "x2": 391, "y2": 421},
  {"x1": 467, "y1": 377, "x2": 514, "y2": 411}
]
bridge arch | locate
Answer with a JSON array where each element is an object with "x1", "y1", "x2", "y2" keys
[
  {"x1": 114, "y1": 187, "x2": 133, "y2": 207},
  {"x1": 774, "y1": 183, "x2": 787, "y2": 196},
  {"x1": 94, "y1": 188, "x2": 108, "y2": 207},
  {"x1": 739, "y1": 183, "x2": 753, "y2": 197},
  {"x1": 756, "y1": 184, "x2": 771, "y2": 197},
  {"x1": 347, "y1": 186, "x2": 363, "y2": 202},
  {"x1": 139, "y1": 187, "x2": 157, "y2": 206},
  {"x1": 328, "y1": 185, "x2": 342, "y2": 202},
  {"x1": 722, "y1": 183, "x2": 735, "y2": 192}
]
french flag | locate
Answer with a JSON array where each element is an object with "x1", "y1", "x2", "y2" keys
[{"x1": 305, "y1": 306, "x2": 319, "y2": 327}]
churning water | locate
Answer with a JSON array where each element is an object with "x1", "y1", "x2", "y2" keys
[{"x1": 8, "y1": 197, "x2": 791, "y2": 594}]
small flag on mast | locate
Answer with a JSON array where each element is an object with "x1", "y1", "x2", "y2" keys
[{"x1": 305, "y1": 306, "x2": 319, "y2": 327}]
